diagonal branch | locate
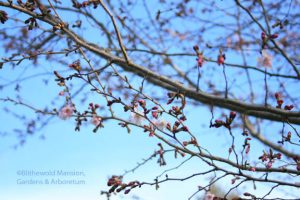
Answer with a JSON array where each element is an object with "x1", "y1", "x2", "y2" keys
[
  {"x1": 97, "y1": 0, "x2": 130, "y2": 64},
  {"x1": 235, "y1": 0, "x2": 300, "y2": 78},
  {"x1": 1, "y1": 1, "x2": 300, "y2": 125},
  {"x1": 243, "y1": 116, "x2": 299, "y2": 159}
]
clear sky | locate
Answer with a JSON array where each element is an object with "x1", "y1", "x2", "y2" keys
[
  {"x1": 0, "y1": 1, "x2": 299, "y2": 200},
  {"x1": 0, "y1": 64, "x2": 295, "y2": 199}
]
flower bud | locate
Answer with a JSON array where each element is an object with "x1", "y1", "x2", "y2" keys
[
  {"x1": 270, "y1": 33, "x2": 278, "y2": 39},
  {"x1": 266, "y1": 161, "x2": 272, "y2": 169},
  {"x1": 197, "y1": 54, "x2": 204, "y2": 67},
  {"x1": 183, "y1": 126, "x2": 189, "y2": 132},
  {"x1": 274, "y1": 92, "x2": 281, "y2": 100},
  {"x1": 193, "y1": 45, "x2": 199, "y2": 51},
  {"x1": 284, "y1": 105, "x2": 294, "y2": 110},
  {"x1": 0, "y1": 10, "x2": 8, "y2": 24},
  {"x1": 261, "y1": 32, "x2": 266, "y2": 39},
  {"x1": 276, "y1": 153, "x2": 282, "y2": 159},
  {"x1": 244, "y1": 192, "x2": 251, "y2": 196},
  {"x1": 124, "y1": 189, "x2": 131, "y2": 194},
  {"x1": 183, "y1": 141, "x2": 188, "y2": 146},
  {"x1": 217, "y1": 54, "x2": 225, "y2": 65},
  {"x1": 229, "y1": 111, "x2": 236, "y2": 119}
]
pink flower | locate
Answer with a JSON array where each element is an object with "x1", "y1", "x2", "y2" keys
[
  {"x1": 226, "y1": 36, "x2": 232, "y2": 48},
  {"x1": 59, "y1": 105, "x2": 74, "y2": 120},
  {"x1": 257, "y1": 50, "x2": 273, "y2": 68},
  {"x1": 91, "y1": 115, "x2": 102, "y2": 126},
  {"x1": 153, "y1": 119, "x2": 167, "y2": 130},
  {"x1": 130, "y1": 110, "x2": 144, "y2": 125},
  {"x1": 204, "y1": 192, "x2": 215, "y2": 200}
]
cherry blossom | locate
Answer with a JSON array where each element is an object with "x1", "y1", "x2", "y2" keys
[
  {"x1": 257, "y1": 50, "x2": 273, "y2": 68},
  {"x1": 59, "y1": 105, "x2": 74, "y2": 120},
  {"x1": 91, "y1": 115, "x2": 102, "y2": 126},
  {"x1": 130, "y1": 110, "x2": 144, "y2": 125},
  {"x1": 153, "y1": 119, "x2": 167, "y2": 130}
]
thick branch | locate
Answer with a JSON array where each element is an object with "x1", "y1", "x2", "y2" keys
[{"x1": 1, "y1": 2, "x2": 300, "y2": 125}]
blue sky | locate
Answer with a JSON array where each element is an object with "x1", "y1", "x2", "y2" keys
[
  {"x1": 0, "y1": 64, "x2": 296, "y2": 199},
  {"x1": 0, "y1": 56, "x2": 209, "y2": 200},
  {"x1": 0, "y1": 1, "x2": 299, "y2": 200}
]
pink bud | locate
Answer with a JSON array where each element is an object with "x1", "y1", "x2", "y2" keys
[
  {"x1": 270, "y1": 33, "x2": 278, "y2": 39},
  {"x1": 217, "y1": 54, "x2": 225, "y2": 65},
  {"x1": 261, "y1": 32, "x2": 266, "y2": 40},
  {"x1": 244, "y1": 192, "x2": 251, "y2": 196},
  {"x1": 183, "y1": 126, "x2": 189, "y2": 132},
  {"x1": 230, "y1": 111, "x2": 236, "y2": 119},
  {"x1": 274, "y1": 92, "x2": 281, "y2": 100},
  {"x1": 197, "y1": 54, "x2": 204, "y2": 67},
  {"x1": 138, "y1": 99, "x2": 145, "y2": 106},
  {"x1": 149, "y1": 132, "x2": 155, "y2": 137},
  {"x1": 276, "y1": 153, "x2": 282, "y2": 159},
  {"x1": 152, "y1": 106, "x2": 159, "y2": 110},
  {"x1": 229, "y1": 147, "x2": 232, "y2": 154},
  {"x1": 167, "y1": 99, "x2": 173, "y2": 105},
  {"x1": 277, "y1": 99, "x2": 283, "y2": 106},
  {"x1": 231, "y1": 178, "x2": 236, "y2": 184},
  {"x1": 124, "y1": 189, "x2": 130, "y2": 194},
  {"x1": 152, "y1": 111, "x2": 158, "y2": 119},
  {"x1": 284, "y1": 105, "x2": 294, "y2": 111},
  {"x1": 266, "y1": 162, "x2": 272, "y2": 169},
  {"x1": 193, "y1": 45, "x2": 199, "y2": 51},
  {"x1": 245, "y1": 144, "x2": 250, "y2": 154},
  {"x1": 215, "y1": 119, "x2": 223, "y2": 124},
  {"x1": 250, "y1": 167, "x2": 256, "y2": 172}
]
